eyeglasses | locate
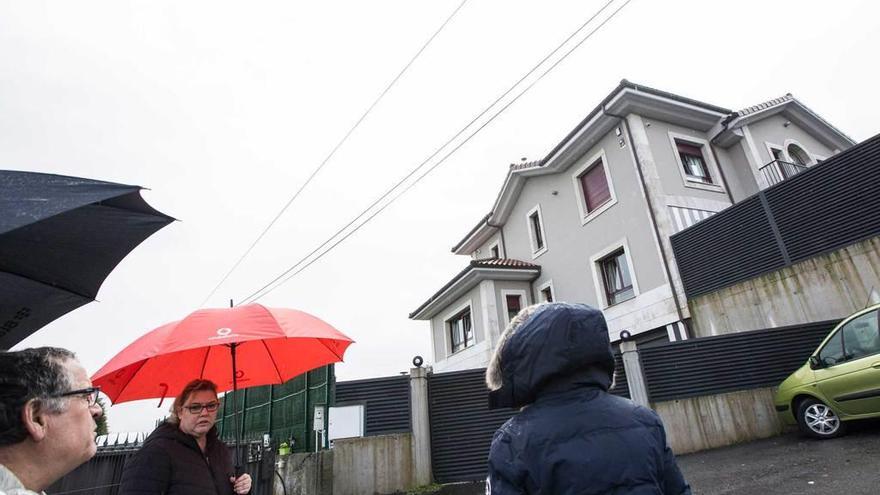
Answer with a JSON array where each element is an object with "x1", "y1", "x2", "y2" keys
[
  {"x1": 52, "y1": 386, "x2": 101, "y2": 407},
  {"x1": 183, "y1": 402, "x2": 220, "y2": 415}
]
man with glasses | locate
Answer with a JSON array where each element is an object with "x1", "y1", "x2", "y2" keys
[
  {"x1": 120, "y1": 379, "x2": 252, "y2": 494},
  {"x1": 0, "y1": 347, "x2": 104, "y2": 494}
]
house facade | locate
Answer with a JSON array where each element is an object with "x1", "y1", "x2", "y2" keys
[{"x1": 410, "y1": 80, "x2": 854, "y2": 373}]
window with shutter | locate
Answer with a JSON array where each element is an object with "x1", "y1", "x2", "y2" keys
[{"x1": 578, "y1": 160, "x2": 611, "y2": 212}]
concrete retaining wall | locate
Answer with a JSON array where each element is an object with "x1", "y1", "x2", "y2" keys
[
  {"x1": 689, "y1": 237, "x2": 880, "y2": 337},
  {"x1": 332, "y1": 433, "x2": 414, "y2": 495},
  {"x1": 275, "y1": 433, "x2": 416, "y2": 495},
  {"x1": 654, "y1": 387, "x2": 783, "y2": 455}
]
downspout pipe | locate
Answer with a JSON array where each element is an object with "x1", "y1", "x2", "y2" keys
[
  {"x1": 709, "y1": 116, "x2": 737, "y2": 205},
  {"x1": 602, "y1": 106, "x2": 686, "y2": 325}
]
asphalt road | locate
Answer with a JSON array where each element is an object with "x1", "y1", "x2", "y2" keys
[
  {"x1": 677, "y1": 420, "x2": 880, "y2": 494},
  {"x1": 434, "y1": 421, "x2": 880, "y2": 495}
]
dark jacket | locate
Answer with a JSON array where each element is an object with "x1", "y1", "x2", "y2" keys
[
  {"x1": 119, "y1": 421, "x2": 235, "y2": 495},
  {"x1": 486, "y1": 303, "x2": 691, "y2": 495}
]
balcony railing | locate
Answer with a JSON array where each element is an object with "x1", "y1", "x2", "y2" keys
[{"x1": 759, "y1": 159, "x2": 809, "y2": 187}]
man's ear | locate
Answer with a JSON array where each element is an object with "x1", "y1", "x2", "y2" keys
[{"x1": 22, "y1": 399, "x2": 49, "y2": 442}]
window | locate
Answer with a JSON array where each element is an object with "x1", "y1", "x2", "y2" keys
[
  {"x1": 842, "y1": 311, "x2": 880, "y2": 361},
  {"x1": 526, "y1": 205, "x2": 547, "y2": 257},
  {"x1": 599, "y1": 248, "x2": 634, "y2": 305},
  {"x1": 447, "y1": 308, "x2": 473, "y2": 353},
  {"x1": 490, "y1": 244, "x2": 500, "y2": 259},
  {"x1": 818, "y1": 331, "x2": 844, "y2": 367},
  {"x1": 540, "y1": 286, "x2": 553, "y2": 302},
  {"x1": 530, "y1": 212, "x2": 544, "y2": 250},
  {"x1": 787, "y1": 144, "x2": 811, "y2": 166},
  {"x1": 819, "y1": 311, "x2": 880, "y2": 366},
  {"x1": 505, "y1": 294, "x2": 522, "y2": 321},
  {"x1": 578, "y1": 159, "x2": 611, "y2": 213},
  {"x1": 676, "y1": 140, "x2": 713, "y2": 184}
]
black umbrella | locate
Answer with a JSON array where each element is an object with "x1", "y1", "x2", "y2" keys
[{"x1": 0, "y1": 170, "x2": 174, "y2": 349}]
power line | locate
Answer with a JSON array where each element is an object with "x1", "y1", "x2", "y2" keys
[
  {"x1": 237, "y1": 0, "x2": 633, "y2": 305},
  {"x1": 199, "y1": 0, "x2": 470, "y2": 307}
]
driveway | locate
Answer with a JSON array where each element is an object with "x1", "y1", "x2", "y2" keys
[{"x1": 677, "y1": 421, "x2": 880, "y2": 494}]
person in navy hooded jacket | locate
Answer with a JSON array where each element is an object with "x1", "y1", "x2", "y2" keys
[{"x1": 486, "y1": 302, "x2": 691, "y2": 495}]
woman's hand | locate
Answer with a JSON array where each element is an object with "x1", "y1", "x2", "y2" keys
[{"x1": 230, "y1": 473, "x2": 252, "y2": 494}]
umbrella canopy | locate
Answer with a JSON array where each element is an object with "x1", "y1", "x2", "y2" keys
[
  {"x1": 0, "y1": 170, "x2": 174, "y2": 349},
  {"x1": 92, "y1": 304, "x2": 354, "y2": 404}
]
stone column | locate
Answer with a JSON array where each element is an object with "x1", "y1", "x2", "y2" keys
[
  {"x1": 409, "y1": 366, "x2": 432, "y2": 486},
  {"x1": 619, "y1": 340, "x2": 650, "y2": 407}
]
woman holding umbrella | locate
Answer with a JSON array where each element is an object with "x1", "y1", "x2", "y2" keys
[{"x1": 119, "y1": 379, "x2": 252, "y2": 495}]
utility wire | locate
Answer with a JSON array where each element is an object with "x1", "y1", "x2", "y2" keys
[
  {"x1": 237, "y1": 0, "x2": 632, "y2": 305},
  {"x1": 199, "y1": 0, "x2": 470, "y2": 307}
]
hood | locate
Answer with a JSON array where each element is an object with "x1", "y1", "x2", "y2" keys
[{"x1": 487, "y1": 303, "x2": 614, "y2": 409}]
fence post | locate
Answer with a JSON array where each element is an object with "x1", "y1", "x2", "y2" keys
[
  {"x1": 410, "y1": 366, "x2": 432, "y2": 486},
  {"x1": 619, "y1": 340, "x2": 650, "y2": 407}
]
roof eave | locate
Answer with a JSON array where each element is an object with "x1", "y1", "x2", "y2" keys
[
  {"x1": 409, "y1": 266, "x2": 541, "y2": 320},
  {"x1": 719, "y1": 99, "x2": 855, "y2": 151}
]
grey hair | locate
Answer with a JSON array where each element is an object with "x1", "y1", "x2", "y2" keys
[
  {"x1": 486, "y1": 303, "x2": 544, "y2": 391},
  {"x1": 0, "y1": 347, "x2": 77, "y2": 446}
]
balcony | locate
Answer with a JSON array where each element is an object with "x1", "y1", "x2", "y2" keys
[{"x1": 759, "y1": 159, "x2": 809, "y2": 187}]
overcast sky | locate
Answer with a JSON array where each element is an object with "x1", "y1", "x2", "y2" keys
[{"x1": 4, "y1": 0, "x2": 879, "y2": 431}]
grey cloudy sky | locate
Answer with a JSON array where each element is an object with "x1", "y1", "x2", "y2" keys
[{"x1": 4, "y1": 0, "x2": 879, "y2": 431}]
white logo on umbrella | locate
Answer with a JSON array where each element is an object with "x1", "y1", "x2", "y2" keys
[{"x1": 209, "y1": 327, "x2": 239, "y2": 340}]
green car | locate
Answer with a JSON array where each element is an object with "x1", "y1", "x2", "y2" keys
[{"x1": 774, "y1": 304, "x2": 880, "y2": 439}]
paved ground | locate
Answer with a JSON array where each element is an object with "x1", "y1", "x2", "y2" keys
[
  {"x1": 677, "y1": 420, "x2": 880, "y2": 494},
  {"x1": 432, "y1": 420, "x2": 880, "y2": 494}
]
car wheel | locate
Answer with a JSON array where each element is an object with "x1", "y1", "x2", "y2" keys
[{"x1": 797, "y1": 398, "x2": 846, "y2": 439}]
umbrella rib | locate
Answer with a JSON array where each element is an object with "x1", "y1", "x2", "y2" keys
[
  {"x1": 262, "y1": 340, "x2": 283, "y2": 383},
  {"x1": 317, "y1": 338, "x2": 344, "y2": 361},
  {"x1": 198, "y1": 346, "x2": 211, "y2": 380},
  {"x1": 111, "y1": 359, "x2": 149, "y2": 404},
  {"x1": 0, "y1": 268, "x2": 96, "y2": 301}
]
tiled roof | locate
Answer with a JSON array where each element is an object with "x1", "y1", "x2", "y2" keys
[
  {"x1": 733, "y1": 93, "x2": 793, "y2": 117},
  {"x1": 509, "y1": 159, "x2": 544, "y2": 171},
  {"x1": 409, "y1": 258, "x2": 540, "y2": 319},
  {"x1": 471, "y1": 258, "x2": 540, "y2": 269}
]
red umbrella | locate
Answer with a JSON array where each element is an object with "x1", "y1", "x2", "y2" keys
[{"x1": 92, "y1": 303, "x2": 353, "y2": 470}]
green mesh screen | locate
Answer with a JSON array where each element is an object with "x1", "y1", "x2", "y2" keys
[{"x1": 217, "y1": 365, "x2": 333, "y2": 452}]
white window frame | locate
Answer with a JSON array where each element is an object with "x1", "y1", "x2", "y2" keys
[
  {"x1": 443, "y1": 300, "x2": 475, "y2": 355},
  {"x1": 488, "y1": 240, "x2": 501, "y2": 259},
  {"x1": 589, "y1": 238, "x2": 640, "y2": 309},
  {"x1": 538, "y1": 279, "x2": 555, "y2": 303},
  {"x1": 764, "y1": 141, "x2": 785, "y2": 163},
  {"x1": 783, "y1": 138, "x2": 816, "y2": 166},
  {"x1": 500, "y1": 289, "x2": 528, "y2": 323},
  {"x1": 668, "y1": 131, "x2": 725, "y2": 193},
  {"x1": 526, "y1": 204, "x2": 548, "y2": 259},
  {"x1": 570, "y1": 149, "x2": 617, "y2": 226}
]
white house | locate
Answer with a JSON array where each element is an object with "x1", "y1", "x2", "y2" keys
[{"x1": 409, "y1": 80, "x2": 854, "y2": 373}]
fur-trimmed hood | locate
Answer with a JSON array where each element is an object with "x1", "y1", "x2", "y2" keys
[{"x1": 486, "y1": 302, "x2": 614, "y2": 409}]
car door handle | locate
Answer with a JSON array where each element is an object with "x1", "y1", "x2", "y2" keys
[{"x1": 873, "y1": 362, "x2": 880, "y2": 369}]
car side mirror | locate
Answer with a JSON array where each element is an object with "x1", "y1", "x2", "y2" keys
[{"x1": 809, "y1": 356, "x2": 821, "y2": 370}]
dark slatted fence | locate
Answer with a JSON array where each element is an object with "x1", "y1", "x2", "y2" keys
[
  {"x1": 672, "y1": 133, "x2": 880, "y2": 298},
  {"x1": 640, "y1": 321, "x2": 839, "y2": 402},
  {"x1": 336, "y1": 374, "x2": 411, "y2": 436}
]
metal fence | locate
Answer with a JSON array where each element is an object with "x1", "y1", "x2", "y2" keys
[
  {"x1": 46, "y1": 436, "x2": 276, "y2": 495},
  {"x1": 336, "y1": 374, "x2": 411, "y2": 436},
  {"x1": 640, "y1": 320, "x2": 838, "y2": 402},
  {"x1": 672, "y1": 133, "x2": 880, "y2": 298}
]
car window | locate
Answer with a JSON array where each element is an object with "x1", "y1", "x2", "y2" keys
[
  {"x1": 842, "y1": 310, "x2": 880, "y2": 361},
  {"x1": 819, "y1": 330, "x2": 845, "y2": 367}
]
